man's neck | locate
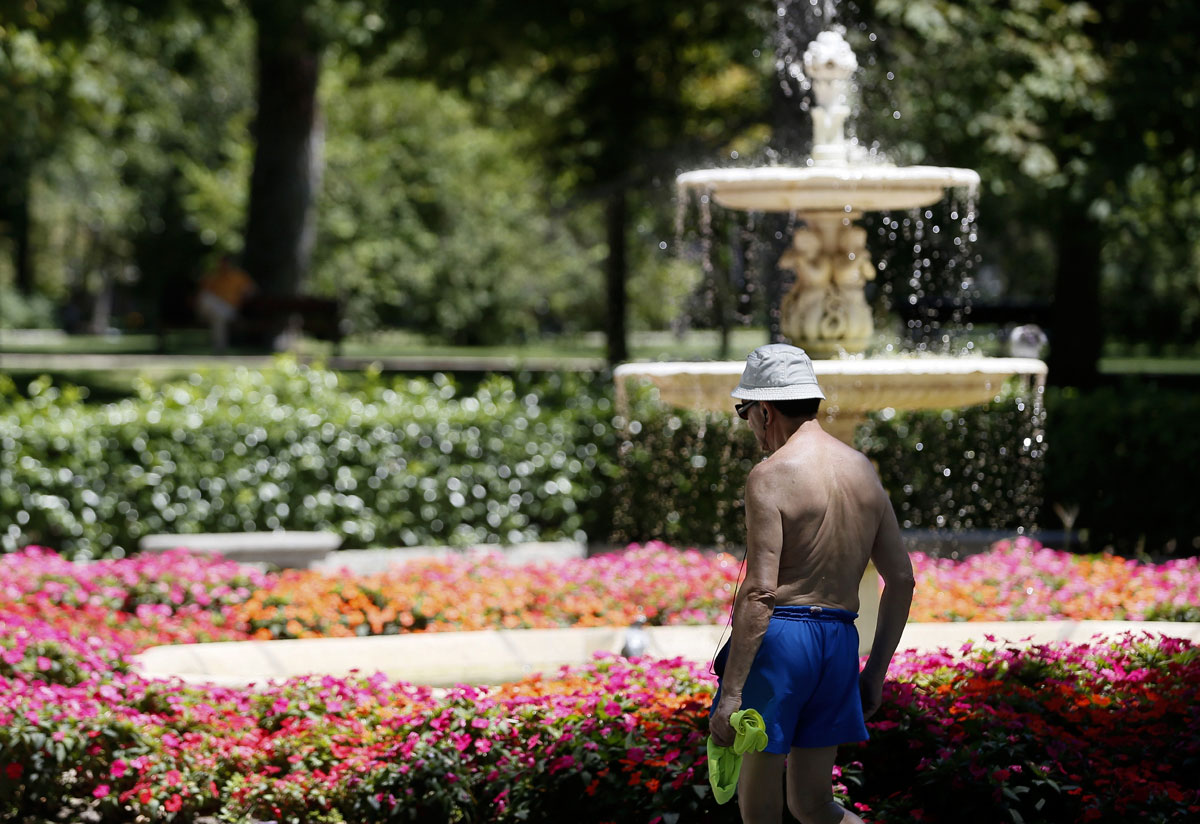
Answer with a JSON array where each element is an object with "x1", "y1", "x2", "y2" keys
[{"x1": 769, "y1": 416, "x2": 820, "y2": 451}]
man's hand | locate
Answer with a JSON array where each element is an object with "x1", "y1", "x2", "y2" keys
[
  {"x1": 859, "y1": 670, "x2": 884, "y2": 720},
  {"x1": 710, "y1": 691, "x2": 742, "y2": 747}
]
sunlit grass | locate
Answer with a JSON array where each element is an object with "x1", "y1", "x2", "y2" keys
[{"x1": 0, "y1": 327, "x2": 774, "y2": 363}]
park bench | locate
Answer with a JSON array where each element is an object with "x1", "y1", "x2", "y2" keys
[{"x1": 138, "y1": 531, "x2": 342, "y2": 569}]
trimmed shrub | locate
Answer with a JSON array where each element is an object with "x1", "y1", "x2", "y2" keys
[
  {"x1": 857, "y1": 383, "x2": 1046, "y2": 533},
  {"x1": 1041, "y1": 382, "x2": 1200, "y2": 555},
  {"x1": 609, "y1": 378, "x2": 1200, "y2": 555},
  {"x1": 610, "y1": 379, "x2": 1044, "y2": 548},
  {"x1": 608, "y1": 387, "x2": 759, "y2": 548},
  {"x1": 5, "y1": 363, "x2": 1194, "y2": 558},
  {"x1": 0, "y1": 363, "x2": 618, "y2": 559}
]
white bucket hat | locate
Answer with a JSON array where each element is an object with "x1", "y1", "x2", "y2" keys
[{"x1": 731, "y1": 344, "x2": 825, "y2": 401}]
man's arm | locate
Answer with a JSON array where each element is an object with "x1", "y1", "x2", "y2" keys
[
  {"x1": 709, "y1": 465, "x2": 781, "y2": 746},
  {"x1": 859, "y1": 488, "x2": 915, "y2": 719}
]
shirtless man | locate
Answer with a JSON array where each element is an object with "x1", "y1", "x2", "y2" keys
[{"x1": 709, "y1": 344, "x2": 915, "y2": 824}]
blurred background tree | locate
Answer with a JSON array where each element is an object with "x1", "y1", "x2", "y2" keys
[
  {"x1": 0, "y1": 0, "x2": 1197, "y2": 375},
  {"x1": 380, "y1": 0, "x2": 772, "y2": 363},
  {"x1": 855, "y1": 0, "x2": 1200, "y2": 384},
  {"x1": 311, "y1": 62, "x2": 603, "y2": 344}
]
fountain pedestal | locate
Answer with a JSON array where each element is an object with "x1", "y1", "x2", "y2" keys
[{"x1": 778, "y1": 213, "x2": 877, "y2": 357}]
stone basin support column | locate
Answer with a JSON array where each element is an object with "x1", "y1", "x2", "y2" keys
[{"x1": 779, "y1": 211, "x2": 877, "y2": 356}]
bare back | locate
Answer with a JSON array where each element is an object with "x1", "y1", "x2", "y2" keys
[{"x1": 747, "y1": 423, "x2": 889, "y2": 612}]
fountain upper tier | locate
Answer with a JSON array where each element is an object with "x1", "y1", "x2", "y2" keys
[
  {"x1": 674, "y1": 29, "x2": 984, "y2": 355},
  {"x1": 676, "y1": 164, "x2": 980, "y2": 214}
]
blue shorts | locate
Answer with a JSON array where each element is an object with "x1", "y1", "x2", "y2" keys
[{"x1": 711, "y1": 605, "x2": 869, "y2": 753}]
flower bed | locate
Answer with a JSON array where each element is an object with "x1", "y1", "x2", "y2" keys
[
  {"x1": 2, "y1": 621, "x2": 1198, "y2": 821},
  {"x1": 853, "y1": 634, "x2": 1200, "y2": 822},
  {"x1": 909, "y1": 537, "x2": 1200, "y2": 622},
  {"x1": 232, "y1": 544, "x2": 733, "y2": 638},
  {"x1": 2, "y1": 544, "x2": 1200, "y2": 820},
  {"x1": 232, "y1": 538, "x2": 1200, "y2": 639},
  {"x1": 0, "y1": 548, "x2": 266, "y2": 687}
]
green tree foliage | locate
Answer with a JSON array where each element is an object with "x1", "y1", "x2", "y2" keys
[
  {"x1": 0, "y1": 2, "x2": 255, "y2": 333},
  {"x1": 312, "y1": 64, "x2": 603, "y2": 344},
  {"x1": 6, "y1": 0, "x2": 1198, "y2": 358},
  {"x1": 0, "y1": 3, "x2": 89, "y2": 294},
  {"x1": 400, "y1": 0, "x2": 773, "y2": 362},
  {"x1": 855, "y1": 0, "x2": 1200, "y2": 371}
]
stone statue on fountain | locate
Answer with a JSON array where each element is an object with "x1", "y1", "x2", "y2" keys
[{"x1": 780, "y1": 222, "x2": 877, "y2": 354}]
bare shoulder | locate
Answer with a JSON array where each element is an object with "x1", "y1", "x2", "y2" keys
[
  {"x1": 744, "y1": 454, "x2": 795, "y2": 505},
  {"x1": 744, "y1": 459, "x2": 778, "y2": 495},
  {"x1": 825, "y1": 436, "x2": 884, "y2": 483}
]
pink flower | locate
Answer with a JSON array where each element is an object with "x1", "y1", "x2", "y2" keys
[
  {"x1": 110, "y1": 759, "x2": 128, "y2": 778},
  {"x1": 93, "y1": 784, "x2": 110, "y2": 798},
  {"x1": 549, "y1": 755, "x2": 576, "y2": 773}
]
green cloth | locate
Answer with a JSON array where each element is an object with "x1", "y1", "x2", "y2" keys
[{"x1": 707, "y1": 707, "x2": 769, "y2": 804}]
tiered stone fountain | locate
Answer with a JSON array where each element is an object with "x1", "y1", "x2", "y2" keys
[
  {"x1": 614, "y1": 30, "x2": 1047, "y2": 646},
  {"x1": 615, "y1": 30, "x2": 1046, "y2": 445}
]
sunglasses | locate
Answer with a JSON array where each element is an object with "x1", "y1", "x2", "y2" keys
[{"x1": 735, "y1": 400, "x2": 759, "y2": 420}]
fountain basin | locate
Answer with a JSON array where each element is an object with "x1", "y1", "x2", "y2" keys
[
  {"x1": 134, "y1": 625, "x2": 731, "y2": 689},
  {"x1": 615, "y1": 356, "x2": 1047, "y2": 443},
  {"x1": 132, "y1": 620, "x2": 1200, "y2": 690},
  {"x1": 132, "y1": 568, "x2": 877, "y2": 688},
  {"x1": 677, "y1": 165, "x2": 980, "y2": 213}
]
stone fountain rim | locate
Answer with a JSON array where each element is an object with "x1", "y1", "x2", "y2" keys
[
  {"x1": 677, "y1": 164, "x2": 981, "y2": 191},
  {"x1": 132, "y1": 620, "x2": 1200, "y2": 690},
  {"x1": 614, "y1": 357, "x2": 1047, "y2": 378}
]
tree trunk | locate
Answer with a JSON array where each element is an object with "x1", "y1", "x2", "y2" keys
[
  {"x1": 12, "y1": 176, "x2": 33, "y2": 295},
  {"x1": 605, "y1": 188, "x2": 629, "y2": 366},
  {"x1": 3, "y1": 164, "x2": 34, "y2": 295},
  {"x1": 718, "y1": 221, "x2": 742, "y2": 360},
  {"x1": 241, "y1": 11, "x2": 322, "y2": 301},
  {"x1": 1048, "y1": 208, "x2": 1103, "y2": 387}
]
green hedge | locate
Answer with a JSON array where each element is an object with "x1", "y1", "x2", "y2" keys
[
  {"x1": 0, "y1": 363, "x2": 619, "y2": 559},
  {"x1": 1041, "y1": 382, "x2": 1200, "y2": 554},
  {"x1": 856, "y1": 387, "x2": 1046, "y2": 533},
  {"x1": 4, "y1": 363, "x2": 1193, "y2": 559},
  {"x1": 611, "y1": 380, "x2": 1044, "y2": 548},
  {"x1": 611, "y1": 379, "x2": 1199, "y2": 555},
  {"x1": 609, "y1": 393, "x2": 758, "y2": 547}
]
